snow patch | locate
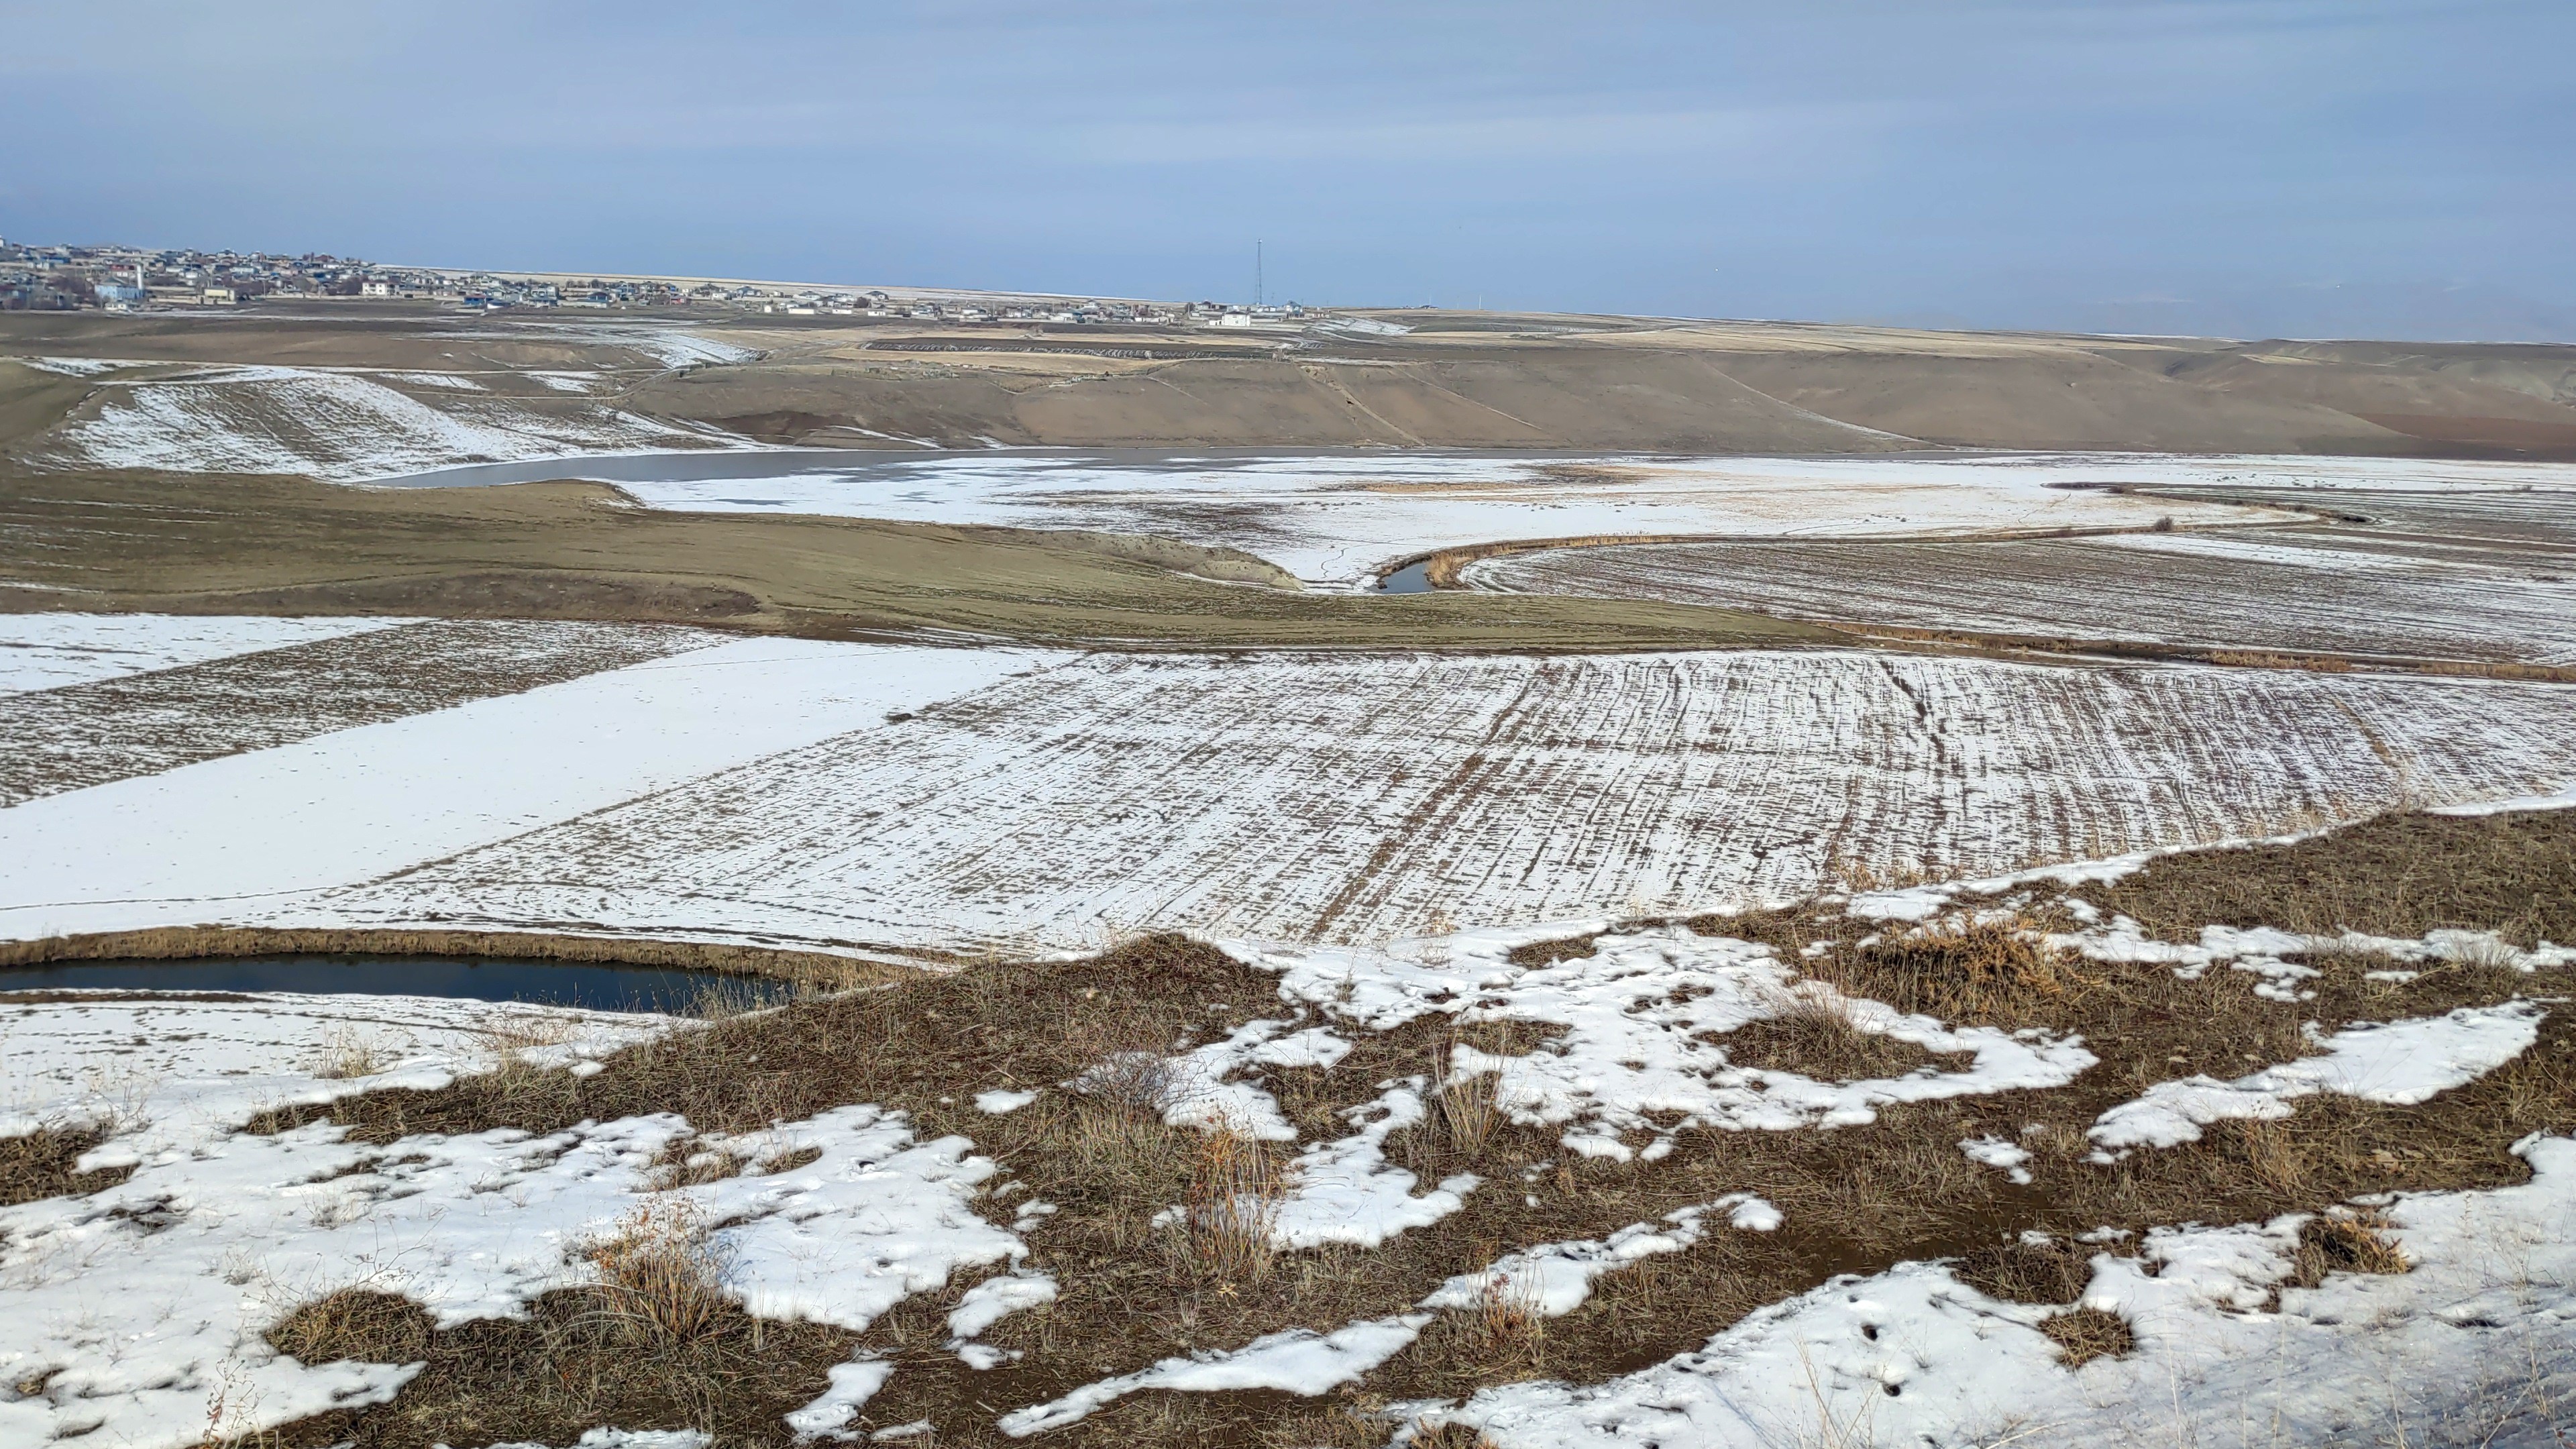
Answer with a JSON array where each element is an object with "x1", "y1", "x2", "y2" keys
[
  {"x1": 2088, "y1": 1002, "x2": 2543, "y2": 1153},
  {"x1": 0, "y1": 612, "x2": 413, "y2": 694}
]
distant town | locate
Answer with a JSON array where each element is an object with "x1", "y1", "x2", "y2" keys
[{"x1": 0, "y1": 237, "x2": 1313, "y2": 329}]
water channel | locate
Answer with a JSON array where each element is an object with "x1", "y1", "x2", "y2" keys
[{"x1": 0, "y1": 954, "x2": 755, "y2": 1013}]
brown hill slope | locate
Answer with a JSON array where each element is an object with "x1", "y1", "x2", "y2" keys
[{"x1": 9, "y1": 305, "x2": 2576, "y2": 458}]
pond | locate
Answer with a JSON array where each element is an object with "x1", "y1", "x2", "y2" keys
[
  {"x1": 1376, "y1": 559, "x2": 1438, "y2": 594},
  {"x1": 0, "y1": 954, "x2": 768, "y2": 1014}
]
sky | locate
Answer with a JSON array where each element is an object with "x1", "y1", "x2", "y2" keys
[{"x1": 3, "y1": 0, "x2": 2571, "y2": 340}]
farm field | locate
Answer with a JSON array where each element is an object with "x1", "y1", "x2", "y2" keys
[
  {"x1": 573, "y1": 450, "x2": 2306, "y2": 590},
  {"x1": 1472, "y1": 474, "x2": 2576, "y2": 664},
  {"x1": 0, "y1": 618, "x2": 727, "y2": 804},
  {"x1": 6, "y1": 307, "x2": 2576, "y2": 1449},
  {"x1": 6, "y1": 617, "x2": 2575, "y2": 956}
]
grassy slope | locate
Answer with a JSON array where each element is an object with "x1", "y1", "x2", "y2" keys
[
  {"x1": 218, "y1": 810, "x2": 2576, "y2": 1449},
  {"x1": 0, "y1": 470, "x2": 1835, "y2": 651},
  {"x1": 627, "y1": 316, "x2": 2576, "y2": 458}
]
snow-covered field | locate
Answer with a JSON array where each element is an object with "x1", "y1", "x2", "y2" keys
[
  {"x1": 0, "y1": 612, "x2": 411, "y2": 694},
  {"x1": 33, "y1": 364, "x2": 742, "y2": 482},
  {"x1": 600, "y1": 450, "x2": 2333, "y2": 589},
  {"x1": 4, "y1": 618, "x2": 2575, "y2": 953},
  {"x1": 1474, "y1": 523, "x2": 2576, "y2": 663},
  {"x1": 559, "y1": 450, "x2": 2576, "y2": 591},
  {"x1": 3, "y1": 619, "x2": 727, "y2": 805}
]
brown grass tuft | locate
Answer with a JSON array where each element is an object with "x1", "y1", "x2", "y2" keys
[
  {"x1": 2039, "y1": 1305, "x2": 2136, "y2": 1366},
  {"x1": 1505, "y1": 933, "x2": 1603, "y2": 970},
  {"x1": 1714, "y1": 988, "x2": 1968, "y2": 1081},
  {"x1": 2290, "y1": 1209, "x2": 2410, "y2": 1287},
  {"x1": 1801, "y1": 916, "x2": 2078, "y2": 1025},
  {"x1": 583, "y1": 1198, "x2": 739, "y2": 1346},
  {"x1": 0, "y1": 1125, "x2": 135, "y2": 1206},
  {"x1": 267, "y1": 1289, "x2": 435, "y2": 1366},
  {"x1": 1461, "y1": 1270, "x2": 1548, "y2": 1360},
  {"x1": 1182, "y1": 1128, "x2": 1287, "y2": 1283},
  {"x1": 1431, "y1": 1044, "x2": 1504, "y2": 1159},
  {"x1": 1955, "y1": 1234, "x2": 2104, "y2": 1306},
  {"x1": 309, "y1": 1024, "x2": 388, "y2": 1081}
]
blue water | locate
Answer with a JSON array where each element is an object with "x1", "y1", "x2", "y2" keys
[
  {"x1": 1378, "y1": 559, "x2": 1436, "y2": 594},
  {"x1": 0, "y1": 955, "x2": 754, "y2": 1013}
]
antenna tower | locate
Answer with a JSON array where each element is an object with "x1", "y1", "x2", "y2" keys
[{"x1": 1255, "y1": 240, "x2": 1264, "y2": 308}]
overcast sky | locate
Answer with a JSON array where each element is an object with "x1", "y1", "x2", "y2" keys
[{"x1": 4, "y1": 1, "x2": 2569, "y2": 339}]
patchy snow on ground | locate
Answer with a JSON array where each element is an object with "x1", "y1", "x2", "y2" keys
[
  {"x1": 374, "y1": 370, "x2": 488, "y2": 390},
  {"x1": 0, "y1": 989, "x2": 665, "y2": 1149},
  {"x1": 2087, "y1": 1002, "x2": 2545, "y2": 1153},
  {"x1": 1429, "y1": 1135, "x2": 2576, "y2": 1449},
  {"x1": 1007, "y1": 1195, "x2": 1789, "y2": 1435},
  {"x1": 9, "y1": 356, "x2": 142, "y2": 377},
  {"x1": 0, "y1": 993, "x2": 1023, "y2": 1449},
  {"x1": 0, "y1": 612, "x2": 412, "y2": 694},
  {"x1": 38, "y1": 364, "x2": 732, "y2": 481},
  {"x1": 610, "y1": 450, "x2": 2339, "y2": 590},
  {"x1": 1419, "y1": 1197, "x2": 1779, "y2": 1318},
  {"x1": 1230, "y1": 926, "x2": 2098, "y2": 1163}
]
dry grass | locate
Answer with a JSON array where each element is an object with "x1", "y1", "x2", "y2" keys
[
  {"x1": 583, "y1": 1198, "x2": 739, "y2": 1346},
  {"x1": 1504, "y1": 932, "x2": 1605, "y2": 969},
  {"x1": 2289, "y1": 1208, "x2": 2411, "y2": 1287},
  {"x1": 2206, "y1": 649, "x2": 2353, "y2": 672},
  {"x1": 2417, "y1": 658, "x2": 2576, "y2": 683},
  {"x1": 1183, "y1": 1129, "x2": 1288, "y2": 1283},
  {"x1": 268, "y1": 1289, "x2": 435, "y2": 1367},
  {"x1": 2078, "y1": 807, "x2": 2576, "y2": 948},
  {"x1": 1430, "y1": 1044, "x2": 1504, "y2": 1160},
  {"x1": 1714, "y1": 986, "x2": 1968, "y2": 1081},
  {"x1": 1794, "y1": 915, "x2": 2081, "y2": 1025},
  {"x1": 0, "y1": 922, "x2": 929, "y2": 985},
  {"x1": 235, "y1": 810, "x2": 2576, "y2": 1448},
  {"x1": 2039, "y1": 1305, "x2": 2136, "y2": 1366},
  {"x1": 264, "y1": 1282, "x2": 855, "y2": 1449},
  {"x1": 0, "y1": 1124, "x2": 136, "y2": 1206},
  {"x1": 308, "y1": 1024, "x2": 388, "y2": 1081},
  {"x1": 1460, "y1": 1269, "x2": 1549, "y2": 1362},
  {"x1": 1953, "y1": 1232, "x2": 2108, "y2": 1306}
]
